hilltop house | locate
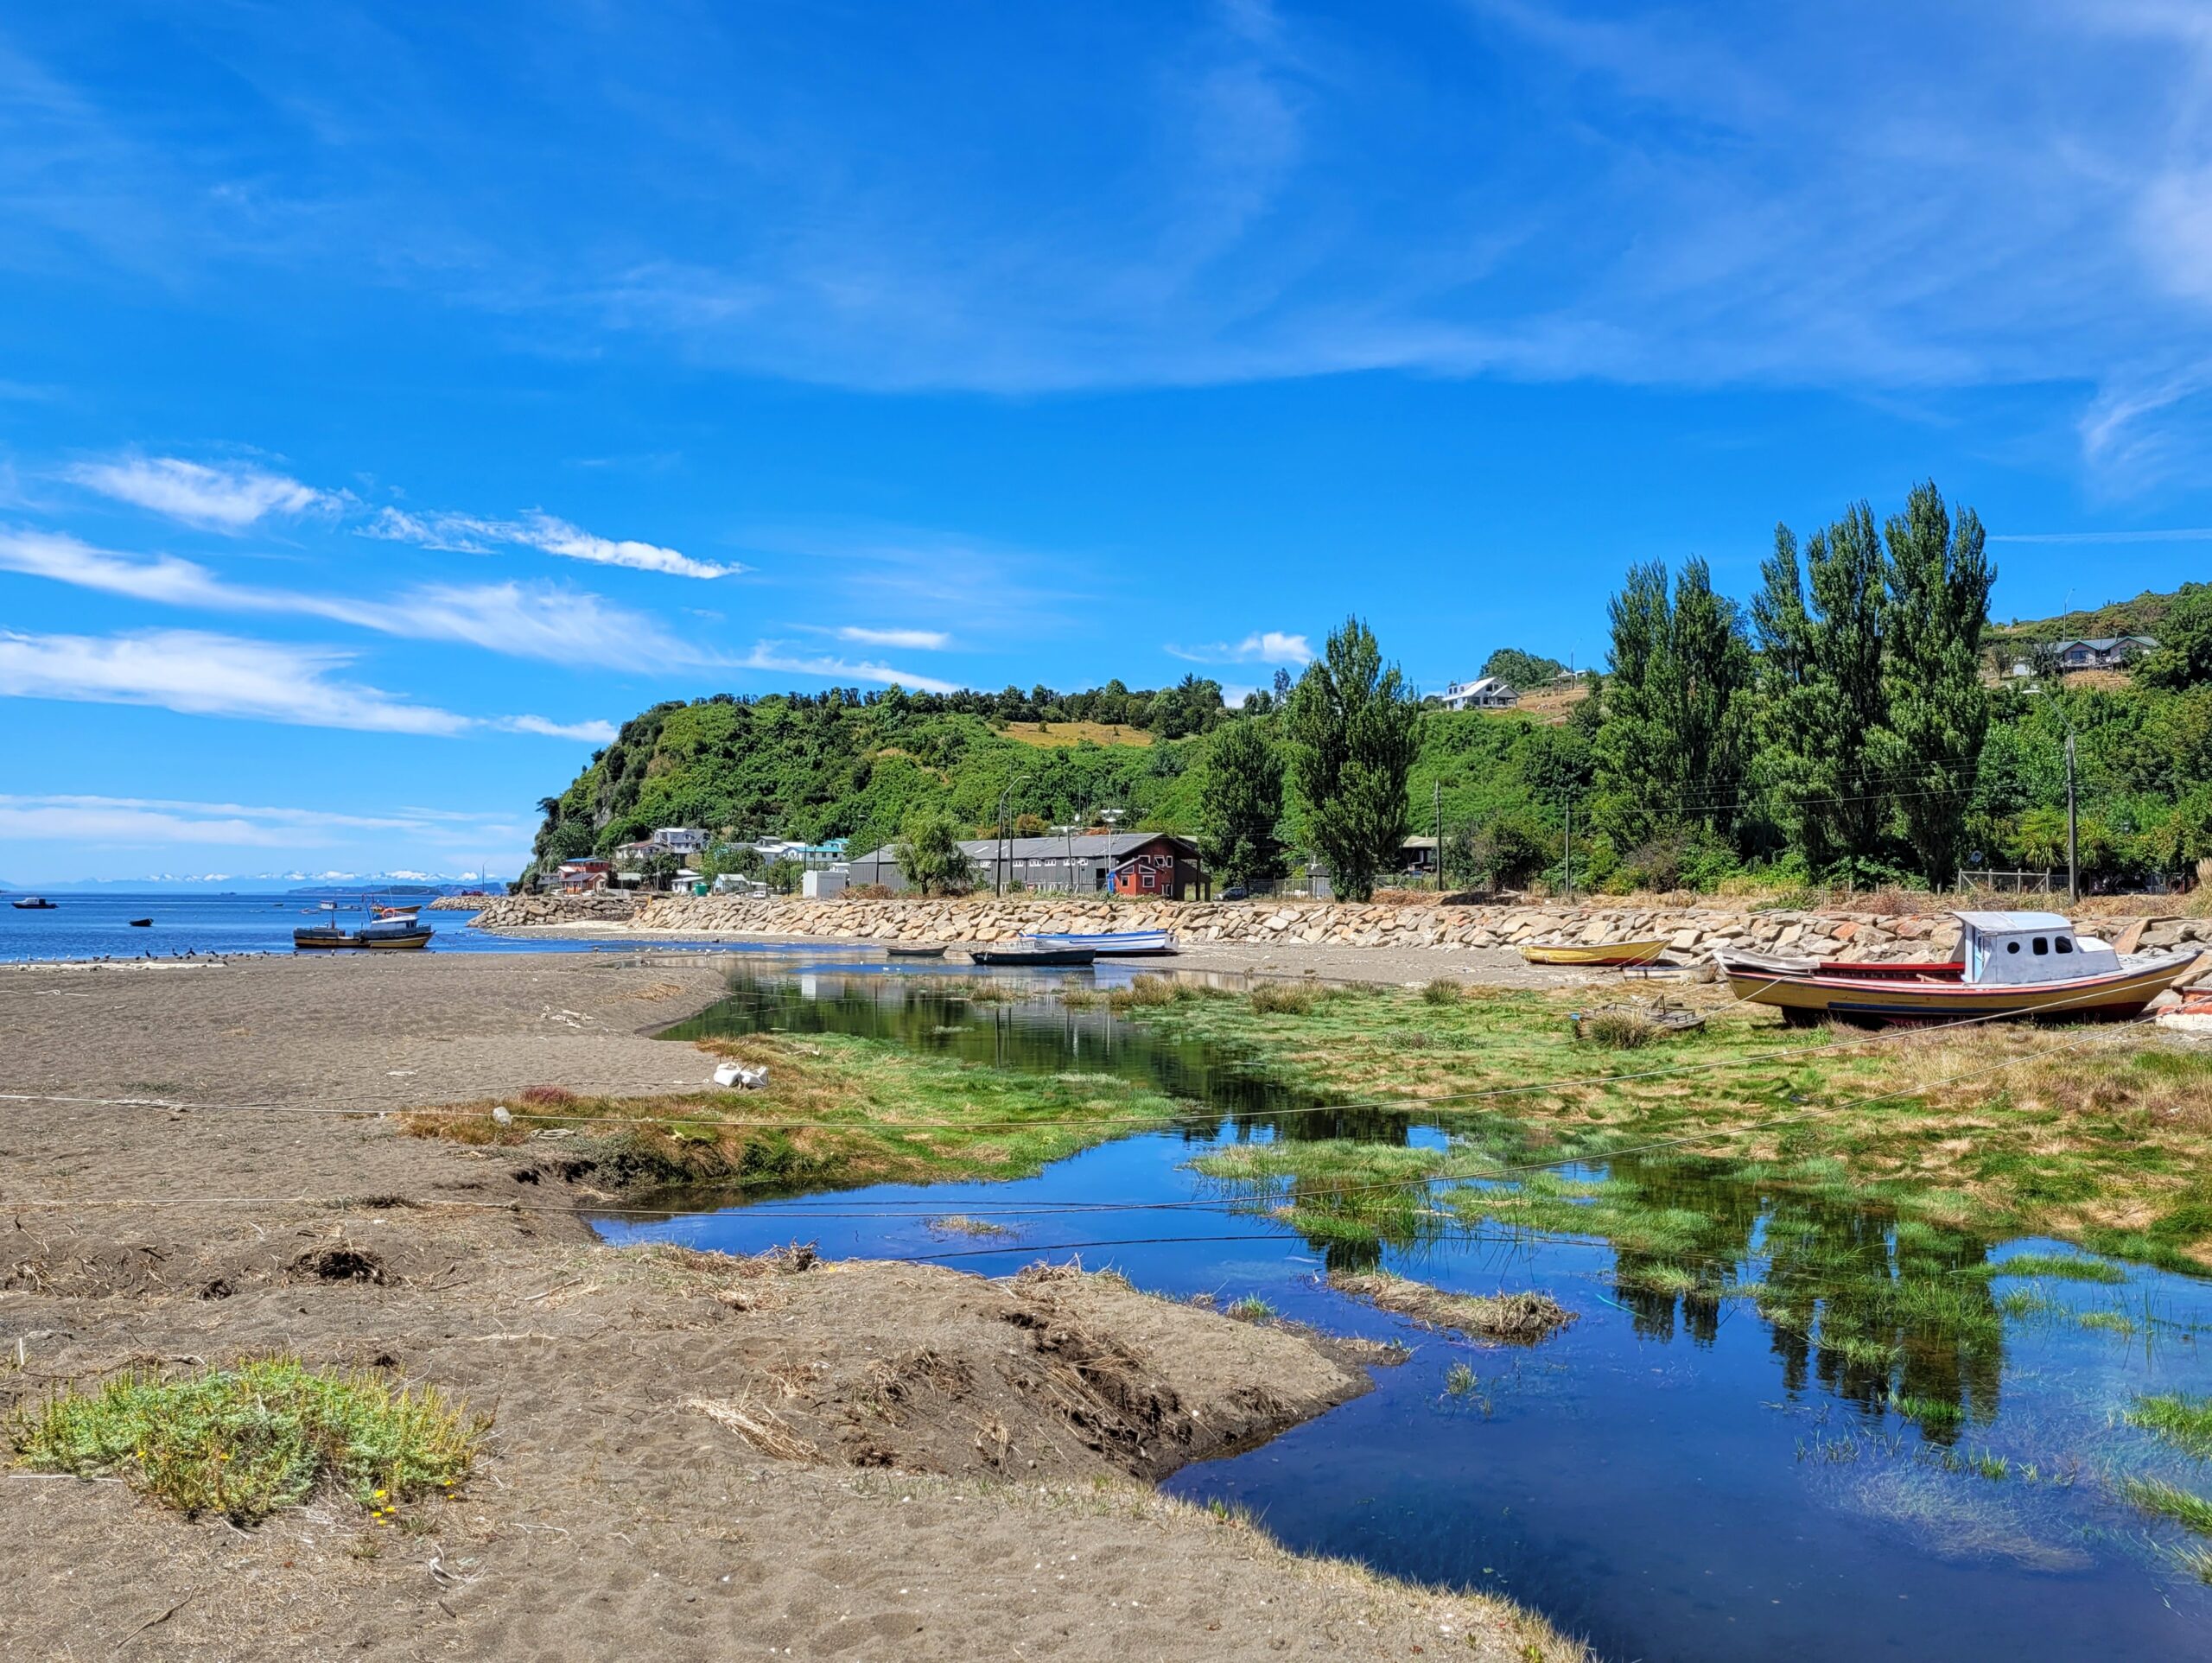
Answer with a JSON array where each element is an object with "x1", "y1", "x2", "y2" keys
[
  {"x1": 1440, "y1": 676, "x2": 1516, "y2": 711},
  {"x1": 2056, "y1": 636, "x2": 2158, "y2": 670}
]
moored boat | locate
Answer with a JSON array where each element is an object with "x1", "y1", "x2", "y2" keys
[
  {"x1": 128, "y1": 917, "x2": 152, "y2": 928},
  {"x1": 1719, "y1": 910, "x2": 2201, "y2": 1027},
  {"x1": 1518, "y1": 938, "x2": 1669, "y2": 968},
  {"x1": 884, "y1": 943, "x2": 949, "y2": 958},
  {"x1": 294, "y1": 904, "x2": 434, "y2": 951},
  {"x1": 968, "y1": 944, "x2": 1098, "y2": 968},
  {"x1": 10, "y1": 896, "x2": 57, "y2": 910},
  {"x1": 1018, "y1": 929, "x2": 1176, "y2": 957}
]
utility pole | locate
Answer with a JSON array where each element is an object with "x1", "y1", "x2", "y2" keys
[
  {"x1": 1433, "y1": 780, "x2": 1443, "y2": 894},
  {"x1": 1563, "y1": 792, "x2": 1574, "y2": 902},
  {"x1": 2065, "y1": 730, "x2": 2078, "y2": 904}
]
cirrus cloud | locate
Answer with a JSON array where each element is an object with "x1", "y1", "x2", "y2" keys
[{"x1": 66, "y1": 456, "x2": 334, "y2": 529}]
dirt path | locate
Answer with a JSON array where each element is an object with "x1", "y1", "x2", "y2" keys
[{"x1": 0, "y1": 953, "x2": 1588, "y2": 1661}]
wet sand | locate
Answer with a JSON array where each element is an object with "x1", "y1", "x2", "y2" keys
[{"x1": 0, "y1": 952, "x2": 1587, "y2": 1661}]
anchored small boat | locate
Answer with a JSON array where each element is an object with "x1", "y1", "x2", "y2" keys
[
  {"x1": 968, "y1": 944, "x2": 1098, "y2": 968},
  {"x1": 128, "y1": 917, "x2": 152, "y2": 928},
  {"x1": 884, "y1": 943, "x2": 949, "y2": 959},
  {"x1": 1719, "y1": 910, "x2": 2201, "y2": 1027},
  {"x1": 294, "y1": 904, "x2": 433, "y2": 951},
  {"x1": 1019, "y1": 929, "x2": 1176, "y2": 957},
  {"x1": 10, "y1": 896, "x2": 56, "y2": 910},
  {"x1": 1518, "y1": 938, "x2": 1669, "y2": 968}
]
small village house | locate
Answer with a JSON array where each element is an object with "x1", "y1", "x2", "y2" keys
[
  {"x1": 846, "y1": 831, "x2": 1206, "y2": 898},
  {"x1": 1439, "y1": 676, "x2": 1517, "y2": 710}
]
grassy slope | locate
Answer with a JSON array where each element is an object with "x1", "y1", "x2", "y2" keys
[{"x1": 1988, "y1": 581, "x2": 2209, "y2": 641}]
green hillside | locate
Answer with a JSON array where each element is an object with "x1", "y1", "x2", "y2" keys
[
  {"x1": 1989, "y1": 581, "x2": 2208, "y2": 643},
  {"x1": 520, "y1": 687, "x2": 1579, "y2": 887}
]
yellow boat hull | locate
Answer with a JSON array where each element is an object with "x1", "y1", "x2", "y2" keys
[{"x1": 1517, "y1": 939, "x2": 1670, "y2": 968}]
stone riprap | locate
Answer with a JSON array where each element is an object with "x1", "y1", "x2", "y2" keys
[{"x1": 469, "y1": 892, "x2": 2212, "y2": 961}]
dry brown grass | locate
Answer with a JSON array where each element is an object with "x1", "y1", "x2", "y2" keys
[
  {"x1": 998, "y1": 720, "x2": 1154, "y2": 748},
  {"x1": 1327, "y1": 1271, "x2": 1576, "y2": 1342}
]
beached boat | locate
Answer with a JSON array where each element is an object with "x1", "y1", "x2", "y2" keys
[
  {"x1": 1518, "y1": 938, "x2": 1669, "y2": 968},
  {"x1": 10, "y1": 896, "x2": 56, "y2": 910},
  {"x1": 884, "y1": 943, "x2": 949, "y2": 959},
  {"x1": 1019, "y1": 929, "x2": 1177, "y2": 957},
  {"x1": 967, "y1": 944, "x2": 1098, "y2": 968},
  {"x1": 1719, "y1": 910, "x2": 2201, "y2": 1027}
]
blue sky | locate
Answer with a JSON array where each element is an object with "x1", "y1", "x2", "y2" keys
[{"x1": 6, "y1": 1, "x2": 2212, "y2": 883}]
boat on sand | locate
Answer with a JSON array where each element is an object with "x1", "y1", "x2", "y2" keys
[
  {"x1": 1719, "y1": 910, "x2": 2200, "y2": 1027},
  {"x1": 1518, "y1": 938, "x2": 1669, "y2": 968},
  {"x1": 295, "y1": 904, "x2": 433, "y2": 952}
]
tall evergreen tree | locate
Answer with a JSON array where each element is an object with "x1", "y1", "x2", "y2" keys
[
  {"x1": 1285, "y1": 616, "x2": 1421, "y2": 901},
  {"x1": 1752, "y1": 508, "x2": 1891, "y2": 877},
  {"x1": 1197, "y1": 718, "x2": 1287, "y2": 890},
  {"x1": 1877, "y1": 483, "x2": 1995, "y2": 887},
  {"x1": 1593, "y1": 558, "x2": 1752, "y2": 847}
]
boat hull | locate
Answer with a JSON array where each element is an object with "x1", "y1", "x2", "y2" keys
[
  {"x1": 1723, "y1": 951, "x2": 2201, "y2": 1026},
  {"x1": 968, "y1": 947, "x2": 1098, "y2": 967},
  {"x1": 294, "y1": 928, "x2": 434, "y2": 951},
  {"x1": 1518, "y1": 939, "x2": 1669, "y2": 968},
  {"x1": 1019, "y1": 930, "x2": 1177, "y2": 957},
  {"x1": 884, "y1": 944, "x2": 948, "y2": 959}
]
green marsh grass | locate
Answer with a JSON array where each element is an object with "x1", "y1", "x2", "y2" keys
[
  {"x1": 2126, "y1": 1393, "x2": 2212, "y2": 1460},
  {"x1": 2121, "y1": 1475, "x2": 2212, "y2": 1535},
  {"x1": 10, "y1": 1356, "x2": 484, "y2": 1525}
]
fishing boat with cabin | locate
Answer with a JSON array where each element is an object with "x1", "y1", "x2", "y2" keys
[{"x1": 1718, "y1": 910, "x2": 2200, "y2": 1027}]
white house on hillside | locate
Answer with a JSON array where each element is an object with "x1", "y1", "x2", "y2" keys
[{"x1": 1440, "y1": 676, "x2": 1517, "y2": 710}]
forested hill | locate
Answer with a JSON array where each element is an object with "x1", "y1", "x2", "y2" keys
[
  {"x1": 520, "y1": 681, "x2": 1581, "y2": 886},
  {"x1": 1990, "y1": 581, "x2": 2209, "y2": 644}
]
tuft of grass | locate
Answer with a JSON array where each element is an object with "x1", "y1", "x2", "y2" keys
[
  {"x1": 1444, "y1": 1362, "x2": 1478, "y2": 1396},
  {"x1": 923, "y1": 1214, "x2": 1015, "y2": 1239},
  {"x1": 1972, "y1": 1253, "x2": 2126, "y2": 1285},
  {"x1": 2126, "y1": 1393, "x2": 2212, "y2": 1460},
  {"x1": 9, "y1": 1355, "x2": 484, "y2": 1526},
  {"x1": 1249, "y1": 981, "x2": 1323, "y2": 1016},
  {"x1": 1580, "y1": 1011, "x2": 1658, "y2": 1050},
  {"x1": 2121, "y1": 1475, "x2": 2212, "y2": 1535},
  {"x1": 1421, "y1": 978, "x2": 1465, "y2": 1007},
  {"x1": 1225, "y1": 1295, "x2": 1276, "y2": 1322},
  {"x1": 2079, "y1": 1310, "x2": 2139, "y2": 1336}
]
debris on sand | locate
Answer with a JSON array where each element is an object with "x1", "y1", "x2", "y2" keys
[{"x1": 1326, "y1": 1270, "x2": 1575, "y2": 1343}]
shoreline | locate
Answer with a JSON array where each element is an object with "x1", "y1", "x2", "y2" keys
[{"x1": 0, "y1": 950, "x2": 1588, "y2": 1661}]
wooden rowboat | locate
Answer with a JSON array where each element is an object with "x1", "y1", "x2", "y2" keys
[
  {"x1": 884, "y1": 943, "x2": 948, "y2": 959},
  {"x1": 967, "y1": 945, "x2": 1097, "y2": 968},
  {"x1": 1518, "y1": 938, "x2": 1669, "y2": 968},
  {"x1": 1019, "y1": 929, "x2": 1176, "y2": 957}
]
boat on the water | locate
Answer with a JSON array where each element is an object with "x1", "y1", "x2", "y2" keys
[
  {"x1": 1719, "y1": 910, "x2": 2201, "y2": 1027},
  {"x1": 968, "y1": 944, "x2": 1098, "y2": 968},
  {"x1": 128, "y1": 917, "x2": 152, "y2": 928},
  {"x1": 1018, "y1": 929, "x2": 1177, "y2": 957},
  {"x1": 295, "y1": 905, "x2": 433, "y2": 951},
  {"x1": 10, "y1": 896, "x2": 56, "y2": 910},
  {"x1": 1518, "y1": 938, "x2": 1669, "y2": 968},
  {"x1": 884, "y1": 943, "x2": 949, "y2": 959}
]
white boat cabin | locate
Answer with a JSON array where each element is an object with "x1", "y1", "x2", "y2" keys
[{"x1": 1955, "y1": 911, "x2": 2120, "y2": 986}]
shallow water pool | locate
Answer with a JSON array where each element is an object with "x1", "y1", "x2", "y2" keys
[{"x1": 601, "y1": 967, "x2": 2212, "y2": 1662}]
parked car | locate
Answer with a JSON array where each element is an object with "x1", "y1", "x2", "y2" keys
[{"x1": 1220, "y1": 884, "x2": 1249, "y2": 901}]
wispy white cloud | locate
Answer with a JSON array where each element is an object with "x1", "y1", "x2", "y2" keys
[
  {"x1": 499, "y1": 713, "x2": 620, "y2": 743},
  {"x1": 0, "y1": 526, "x2": 702, "y2": 670},
  {"x1": 0, "y1": 627, "x2": 471, "y2": 734},
  {"x1": 1164, "y1": 629, "x2": 1313, "y2": 665},
  {"x1": 1989, "y1": 528, "x2": 2212, "y2": 543},
  {"x1": 832, "y1": 625, "x2": 951, "y2": 651},
  {"x1": 66, "y1": 456, "x2": 334, "y2": 529},
  {"x1": 0, "y1": 791, "x2": 525, "y2": 849},
  {"x1": 365, "y1": 505, "x2": 740, "y2": 579},
  {"x1": 738, "y1": 644, "x2": 959, "y2": 694}
]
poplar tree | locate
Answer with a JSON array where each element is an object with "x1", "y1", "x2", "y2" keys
[
  {"x1": 1197, "y1": 717, "x2": 1287, "y2": 890},
  {"x1": 1285, "y1": 617, "x2": 1421, "y2": 901},
  {"x1": 1592, "y1": 557, "x2": 1751, "y2": 847},
  {"x1": 1878, "y1": 483, "x2": 1994, "y2": 887},
  {"x1": 1751, "y1": 507, "x2": 1891, "y2": 878}
]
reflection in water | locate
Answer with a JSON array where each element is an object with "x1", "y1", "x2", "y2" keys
[{"x1": 623, "y1": 964, "x2": 2212, "y2": 1663}]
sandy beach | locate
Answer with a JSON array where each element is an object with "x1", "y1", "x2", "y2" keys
[{"x1": 0, "y1": 951, "x2": 1586, "y2": 1661}]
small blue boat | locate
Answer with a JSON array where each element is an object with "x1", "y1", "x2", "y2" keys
[{"x1": 1018, "y1": 929, "x2": 1177, "y2": 957}]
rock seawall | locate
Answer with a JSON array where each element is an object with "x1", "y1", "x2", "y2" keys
[{"x1": 469, "y1": 891, "x2": 2212, "y2": 960}]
